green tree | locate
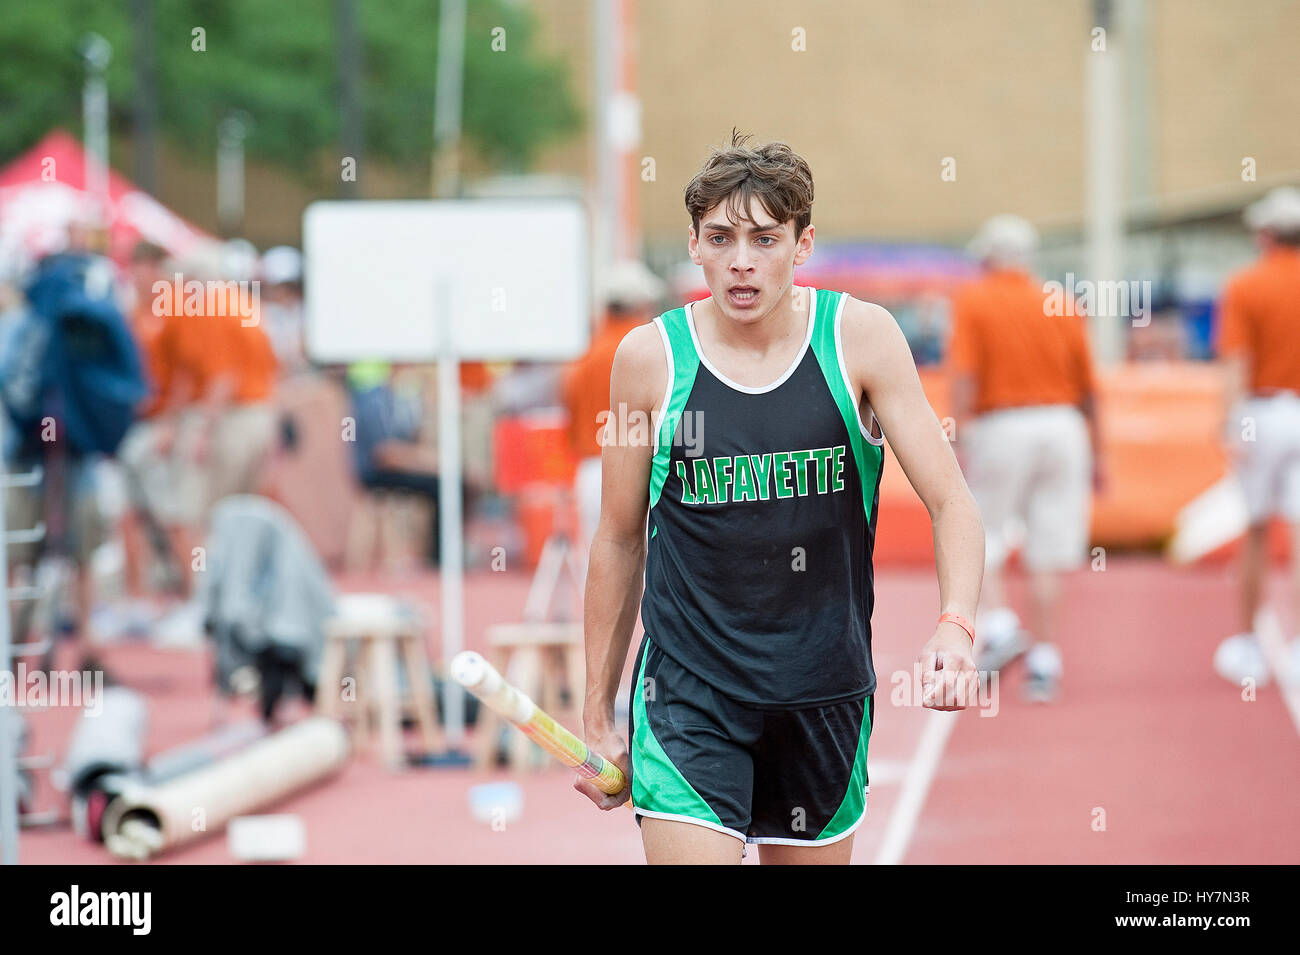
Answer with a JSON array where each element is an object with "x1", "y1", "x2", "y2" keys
[{"x1": 0, "y1": 0, "x2": 582, "y2": 181}]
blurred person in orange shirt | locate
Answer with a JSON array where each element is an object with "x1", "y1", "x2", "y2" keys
[
  {"x1": 949, "y1": 215, "x2": 1103, "y2": 702},
  {"x1": 148, "y1": 244, "x2": 280, "y2": 599},
  {"x1": 1213, "y1": 187, "x2": 1300, "y2": 686},
  {"x1": 116, "y1": 241, "x2": 186, "y2": 600},
  {"x1": 123, "y1": 242, "x2": 170, "y2": 416},
  {"x1": 561, "y1": 261, "x2": 666, "y2": 572}
]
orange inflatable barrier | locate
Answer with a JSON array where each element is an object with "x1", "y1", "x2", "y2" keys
[{"x1": 874, "y1": 362, "x2": 1231, "y2": 566}]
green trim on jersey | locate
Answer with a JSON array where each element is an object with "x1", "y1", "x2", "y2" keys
[
  {"x1": 810, "y1": 290, "x2": 884, "y2": 519},
  {"x1": 631, "y1": 640, "x2": 723, "y2": 825},
  {"x1": 816, "y1": 698, "x2": 872, "y2": 840},
  {"x1": 649, "y1": 307, "x2": 701, "y2": 509}
]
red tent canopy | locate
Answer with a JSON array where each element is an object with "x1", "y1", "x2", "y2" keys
[{"x1": 0, "y1": 129, "x2": 212, "y2": 273}]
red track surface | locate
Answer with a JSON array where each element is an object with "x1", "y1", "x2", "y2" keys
[{"x1": 15, "y1": 556, "x2": 1300, "y2": 864}]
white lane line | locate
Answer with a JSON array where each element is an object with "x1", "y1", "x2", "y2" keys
[
  {"x1": 873, "y1": 708, "x2": 959, "y2": 865},
  {"x1": 1254, "y1": 607, "x2": 1300, "y2": 738},
  {"x1": 861, "y1": 759, "x2": 908, "y2": 786}
]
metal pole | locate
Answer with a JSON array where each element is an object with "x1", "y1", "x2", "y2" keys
[
  {"x1": 591, "y1": 0, "x2": 616, "y2": 303},
  {"x1": 0, "y1": 414, "x2": 19, "y2": 864},
  {"x1": 432, "y1": 0, "x2": 467, "y2": 742},
  {"x1": 80, "y1": 34, "x2": 112, "y2": 228},
  {"x1": 130, "y1": 0, "x2": 158, "y2": 193},
  {"x1": 217, "y1": 112, "x2": 249, "y2": 237},
  {"x1": 335, "y1": 0, "x2": 363, "y2": 199},
  {"x1": 1119, "y1": 0, "x2": 1151, "y2": 211},
  {"x1": 433, "y1": 0, "x2": 466, "y2": 198},
  {"x1": 1085, "y1": 0, "x2": 1124, "y2": 366},
  {"x1": 435, "y1": 278, "x2": 465, "y2": 745},
  {"x1": 617, "y1": 0, "x2": 641, "y2": 261}
]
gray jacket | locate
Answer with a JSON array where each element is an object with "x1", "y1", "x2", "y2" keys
[{"x1": 200, "y1": 494, "x2": 334, "y2": 689}]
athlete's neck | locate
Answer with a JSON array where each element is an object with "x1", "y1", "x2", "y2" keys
[{"x1": 695, "y1": 284, "x2": 804, "y2": 354}]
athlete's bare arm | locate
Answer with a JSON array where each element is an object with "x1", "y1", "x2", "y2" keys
[
  {"x1": 576, "y1": 323, "x2": 666, "y2": 808},
  {"x1": 842, "y1": 298, "x2": 985, "y2": 709}
]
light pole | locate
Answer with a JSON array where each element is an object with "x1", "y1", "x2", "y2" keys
[
  {"x1": 433, "y1": 0, "x2": 466, "y2": 198},
  {"x1": 217, "y1": 111, "x2": 252, "y2": 237},
  {"x1": 79, "y1": 33, "x2": 112, "y2": 230},
  {"x1": 1085, "y1": 0, "x2": 1125, "y2": 365}
]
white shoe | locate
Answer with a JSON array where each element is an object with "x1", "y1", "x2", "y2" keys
[
  {"x1": 90, "y1": 599, "x2": 162, "y2": 643},
  {"x1": 153, "y1": 600, "x2": 205, "y2": 648},
  {"x1": 1021, "y1": 643, "x2": 1063, "y2": 703},
  {"x1": 974, "y1": 607, "x2": 1027, "y2": 673},
  {"x1": 975, "y1": 627, "x2": 1028, "y2": 674},
  {"x1": 1213, "y1": 633, "x2": 1271, "y2": 686}
]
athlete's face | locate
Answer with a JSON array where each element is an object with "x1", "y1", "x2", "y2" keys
[{"x1": 688, "y1": 196, "x2": 814, "y2": 323}]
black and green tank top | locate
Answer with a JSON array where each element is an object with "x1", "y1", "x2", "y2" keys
[{"x1": 641, "y1": 288, "x2": 885, "y2": 708}]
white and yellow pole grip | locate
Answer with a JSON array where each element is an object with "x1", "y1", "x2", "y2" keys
[{"x1": 450, "y1": 651, "x2": 627, "y2": 796}]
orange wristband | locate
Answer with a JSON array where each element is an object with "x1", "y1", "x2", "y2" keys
[{"x1": 938, "y1": 612, "x2": 975, "y2": 644}]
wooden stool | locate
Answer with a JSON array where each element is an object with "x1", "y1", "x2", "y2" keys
[
  {"x1": 472, "y1": 623, "x2": 585, "y2": 772},
  {"x1": 316, "y1": 594, "x2": 446, "y2": 770}
]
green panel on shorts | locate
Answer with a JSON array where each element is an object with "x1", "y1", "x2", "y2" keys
[
  {"x1": 631, "y1": 643, "x2": 723, "y2": 826},
  {"x1": 649, "y1": 309, "x2": 700, "y2": 509},
  {"x1": 809, "y1": 290, "x2": 883, "y2": 520},
  {"x1": 817, "y1": 698, "x2": 872, "y2": 840}
]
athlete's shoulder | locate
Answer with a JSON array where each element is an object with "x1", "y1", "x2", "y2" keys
[
  {"x1": 610, "y1": 320, "x2": 668, "y2": 408},
  {"x1": 837, "y1": 294, "x2": 902, "y2": 342},
  {"x1": 613, "y1": 319, "x2": 665, "y2": 364}
]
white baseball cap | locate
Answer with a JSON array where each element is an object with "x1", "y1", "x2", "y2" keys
[
  {"x1": 1244, "y1": 187, "x2": 1300, "y2": 233},
  {"x1": 170, "y1": 239, "x2": 228, "y2": 281},
  {"x1": 223, "y1": 238, "x2": 259, "y2": 281},
  {"x1": 261, "y1": 245, "x2": 303, "y2": 286},
  {"x1": 600, "y1": 260, "x2": 665, "y2": 309},
  {"x1": 967, "y1": 214, "x2": 1040, "y2": 267}
]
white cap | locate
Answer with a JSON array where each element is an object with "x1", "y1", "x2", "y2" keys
[
  {"x1": 1244, "y1": 187, "x2": 1300, "y2": 234},
  {"x1": 171, "y1": 239, "x2": 228, "y2": 281},
  {"x1": 967, "y1": 214, "x2": 1040, "y2": 267},
  {"x1": 223, "y1": 238, "x2": 259, "y2": 281},
  {"x1": 600, "y1": 260, "x2": 665, "y2": 309},
  {"x1": 261, "y1": 245, "x2": 303, "y2": 286}
]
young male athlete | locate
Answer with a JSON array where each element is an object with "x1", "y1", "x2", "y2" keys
[{"x1": 577, "y1": 132, "x2": 985, "y2": 864}]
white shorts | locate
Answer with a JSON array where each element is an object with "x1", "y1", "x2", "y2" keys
[
  {"x1": 1232, "y1": 393, "x2": 1300, "y2": 524},
  {"x1": 168, "y1": 403, "x2": 277, "y2": 527},
  {"x1": 117, "y1": 418, "x2": 174, "y2": 517},
  {"x1": 963, "y1": 404, "x2": 1092, "y2": 572}
]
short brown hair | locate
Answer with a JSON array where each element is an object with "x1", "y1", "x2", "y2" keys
[{"x1": 684, "y1": 129, "x2": 814, "y2": 239}]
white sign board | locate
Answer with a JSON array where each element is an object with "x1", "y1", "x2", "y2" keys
[{"x1": 304, "y1": 199, "x2": 589, "y2": 363}]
